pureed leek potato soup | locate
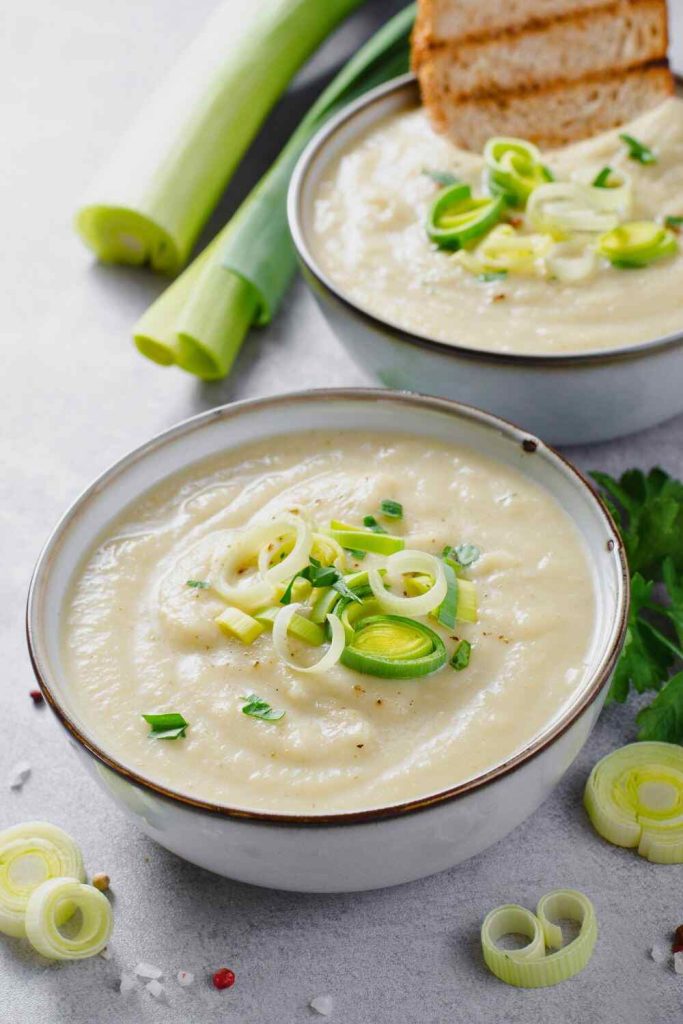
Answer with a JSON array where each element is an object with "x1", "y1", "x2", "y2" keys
[
  {"x1": 310, "y1": 98, "x2": 683, "y2": 355},
  {"x1": 62, "y1": 431, "x2": 597, "y2": 815}
]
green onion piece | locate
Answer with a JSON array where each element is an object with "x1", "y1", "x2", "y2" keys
[
  {"x1": 455, "y1": 579, "x2": 478, "y2": 623},
  {"x1": 142, "y1": 712, "x2": 189, "y2": 740},
  {"x1": 24, "y1": 878, "x2": 113, "y2": 961},
  {"x1": 241, "y1": 693, "x2": 285, "y2": 722},
  {"x1": 481, "y1": 890, "x2": 597, "y2": 987},
  {"x1": 423, "y1": 168, "x2": 460, "y2": 186},
  {"x1": 436, "y1": 560, "x2": 458, "y2": 629},
  {"x1": 344, "y1": 548, "x2": 367, "y2": 561},
  {"x1": 665, "y1": 215, "x2": 683, "y2": 230},
  {"x1": 309, "y1": 587, "x2": 341, "y2": 624},
  {"x1": 597, "y1": 221, "x2": 678, "y2": 268},
  {"x1": 363, "y1": 515, "x2": 387, "y2": 534},
  {"x1": 255, "y1": 607, "x2": 325, "y2": 646},
  {"x1": 592, "y1": 166, "x2": 614, "y2": 188},
  {"x1": 426, "y1": 183, "x2": 504, "y2": 250},
  {"x1": 75, "y1": 0, "x2": 366, "y2": 274},
  {"x1": 0, "y1": 823, "x2": 85, "y2": 938},
  {"x1": 340, "y1": 614, "x2": 447, "y2": 678},
  {"x1": 450, "y1": 639, "x2": 471, "y2": 670},
  {"x1": 132, "y1": 5, "x2": 414, "y2": 377},
  {"x1": 380, "y1": 499, "x2": 403, "y2": 520},
  {"x1": 584, "y1": 741, "x2": 683, "y2": 863},
  {"x1": 186, "y1": 579, "x2": 210, "y2": 589},
  {"x1": 619, "y1": 132, "x2": 656, "y2": 165},
  {"x1": 215, "y1": 606, "x2": 264, "y2": 645},
  {"x1": 478, "y1": 271, "x2": 507, "y2": 282},
  {"x1": 483, "y1": 137, "x2": 549, "y2": 207},
  {"x1": 328, "y1": 529, "x2": 404, "y2": 556}
]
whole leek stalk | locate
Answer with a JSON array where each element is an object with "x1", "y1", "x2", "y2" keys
[
  {"x1": 75, "y1": 0, "x2": 365, "y2": 274},
  {"x1": 134, "y1": 4, "x2": 416, "y2": 379}
]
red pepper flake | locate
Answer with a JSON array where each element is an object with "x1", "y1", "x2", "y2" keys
[
  {"x1": 672, "y1": 925, "x2": 683, "y2": 952},
  {"x1": 212, "y1": 968, "x2": 235, "y2": 990},
  {"x1": 29, "y1": 690, "x2": 44, "y2": 705}
]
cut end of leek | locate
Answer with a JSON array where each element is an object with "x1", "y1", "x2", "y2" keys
[
  {"x1": 584, "y1": 741, "x2": 683, "y2": 863},
  {"x1": 215, "y1": 606, "x2": 264, "y2": 645},
  {"x1": 481, "y1": 889, "x2": 597, "y2": 988},
  {"x1": 75, "y1": 206, "x2": 180, "y2": 274}
]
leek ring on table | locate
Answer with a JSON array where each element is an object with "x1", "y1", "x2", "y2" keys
[
  {"x1": 24, "y1": 876, "x2": 113, "y2": 960},
  {"x1": 527, "y1": 182, "x2": 622, "y2": 237},
  {"x1": 481, "y1": 889, "x2": 597, "y2": 988},
  {"x1": 426, "y1": 183, "x2": 504, "y2": 250},
  {"x1": 0, "y1": 823, "x2": 85, "y2": 938},
  {"x1": 340, "y1": 614, "x2": 447, "y2": 678},
  {"x1": 596, "y1": 221, "x2": 678, "y2": 268},
  {"x1": 483, "y1": 137, "x2": 552, "y2": 206},
  {"x1": 584, "y1": 741, "x2": 683, "y2": 863}
]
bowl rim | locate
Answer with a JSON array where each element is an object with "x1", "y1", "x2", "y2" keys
[
  {"x1": 288, "y1": 72, "x2": 683, "y2": 369},
  {"x1": 26, "y1": 387, "x2": 629, "y2": 828}
]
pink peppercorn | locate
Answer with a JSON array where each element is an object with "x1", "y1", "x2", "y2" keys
[
  {"x1": 212, "y1": 968, "x2": 235, "y2": 990},
  {"x1": 29, "y1": 690, "x2": 44, "y2": 705}
]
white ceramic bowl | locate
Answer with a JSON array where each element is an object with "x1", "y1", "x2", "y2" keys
[
  {"x1": 27, "y1": 390, "x2": 628, "y2": 892},
  {"x1": 288, "y1": 75, "x2": 683, "y2": 445}
]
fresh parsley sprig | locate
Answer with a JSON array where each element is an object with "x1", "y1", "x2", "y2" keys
[
  {"x1": 592, "y1": 467, "x2": 683, "y2": 741},
  {"x1": 280, "y1": 557, "x2": 361, "y2": 606},
  {"x1": 241, "y1": 694, "x2": 285, "y2": 722}
]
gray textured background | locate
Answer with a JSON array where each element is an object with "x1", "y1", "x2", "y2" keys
[{"x1": 2, "y1": 1, "x2": 683, "y2": 1021}]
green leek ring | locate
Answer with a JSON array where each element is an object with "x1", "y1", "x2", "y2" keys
[
  {"x1": 427, "y1": 183, "x2": 504, "y2": 250},
  {"x1": 340, "y1": 614, "x2": 447, "y2": 678}
]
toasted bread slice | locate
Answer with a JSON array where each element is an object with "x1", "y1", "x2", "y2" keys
[
  {"x1": 413, "y1": 0, "x2": 668, "y2": 100},
  {"x1": 422, "y1": 63, "x2": 673, "y2": 150},
  {"x1": 414, "y1": 0, "x2": 619, "y2": 46}
]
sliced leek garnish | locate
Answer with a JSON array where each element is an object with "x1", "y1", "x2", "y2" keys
[
  {"x1": 483, "y1": 137, "x2": 551, "y2": 206},
  {"x1": 527, "y1": 182, "x2": 621, "y2": 237},
  {"x1": 457, "y1": 225, "x2": 552, "y2": 278},
  {"x1": 255, "y1": 605, "x2": 326, "y2": 646},
  {"x1": 0, "y1": 823, "x2": 85, "y2": 938},
  {"x1": 369, "y1": 550, "x2": 447, "y2": 618},
  {"x1": 24, "y1": 877, "x2": 113, "y2": 961},
  {"x1": 426, "y1": 183, "x2": 504, "y2": 250},
  {"x1": 596, "y1": 221, "x2": 678, "y2": 268},
  {"x1": 546, "y1": 239, "x2": 598, "y2": 283},
  {"x1": 215, "y1": 605, "x2": 264, "y2": 644},
  {"x1": 584, "y1": 741, "x2": 683, "y2": 863},
  {"x1": 340, "y1": 614, "x2": 447, "y2": 679},
  {"x1": 272, "y1": 603, "x2": 345, "y2": 673},
  {"x1": 481, "y1": 889, "x2": 597, "y2": 988}
]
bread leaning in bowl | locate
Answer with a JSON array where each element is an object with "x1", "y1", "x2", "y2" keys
[{"x1": 413, "y1": 0, "x2": 674, "y2": 149}]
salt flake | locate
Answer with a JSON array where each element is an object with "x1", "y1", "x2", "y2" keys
[
  {"x1": 135, "y1": 961, "x2": 163, "y2": 980},
  {"x1": 9, "y1": 762, "x2": 31, "y2": 790},
  {"x1": 310, "y1": 995, "x2": 334, "y2": 1016},
  {"x1": 99, "y1": 946, "x2": 112, "y2": 961},
  {"x1": 651, "y1": 944, "x2": 669, "y2": 964},
  {"x1": 177, "y1": 970, "x2": 194, "y2": 987},
  {"x1": 119, "y1": 972, "x2": 137, "y2": 995},
  {"x1": 674, "y1": 951, "x2": 683, "y2": 975},
  {"x1": 146, "y1": 979, "x2": 164, "y2": 999}
]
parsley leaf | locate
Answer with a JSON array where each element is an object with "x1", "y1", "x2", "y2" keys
[
  {"x1": 637, "y1": 672, "x2": 683, "y2": 742},
  {"x1": 665, "y1": 215, "x2": 683, "y2": 231},
  {"x1": 280, "y1": 557, "x2": 361, "y2": 606},
  {"x1": 608, "y1": 574, "x2": 674, "y2": 703},
  {"x1": 363, "y1": 514, "x2": 387, "y2": 534},
  {"x1": 241, "y1": 694, "x2": 285, "y2": 722},
  {"x1": 380, "y1": 499, "x2": 403, "y2": 520},
  {"x1": 478, "y1": 271, "x2": 508, "y2": 283},
  {"x1": 186, "y1": 579, "x2": 209, "y2": 589},
  {"x1": 592, "y1": 468, "x2": 683, "y2": 579}
]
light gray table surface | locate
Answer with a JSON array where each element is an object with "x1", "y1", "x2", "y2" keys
[{"x1": 3, "y1": 2, "x2": 683, "y2": 1021}]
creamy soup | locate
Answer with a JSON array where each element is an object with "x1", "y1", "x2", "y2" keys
[
  {"x1": 62, "y1": 433, "x2": 596, "y2": 814},
  {"x1": 310, "y1": 99, "x2": 683, "y2": 355}
]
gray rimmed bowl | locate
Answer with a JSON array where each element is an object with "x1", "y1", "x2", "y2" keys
[
  {"x1": 288, "y1": 74, "x2": 683, "y2": 445},
  {"x1": 27, "y1": 389, "x2": 628, "y2": 891}
]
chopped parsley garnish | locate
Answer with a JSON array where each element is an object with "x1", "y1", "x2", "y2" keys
[
  {"x1": 478, "y1": 271, "x2": 508, "y2": 283},
  {"x1": 380, "y1": 499, "x2": 403, "y2": 520},
  {"x1": 422, "y1": 168, "x2": 460, "y2": 187},
  {"x1": 665, "y1": 215, "x2": 683, "y2": 231},
  {"x1": 592, "y1": 166, "x2": 614, "y2": 188},
  {"x1": 344, "y1": 548, "x2": 367, "y2": 560},
  {"x1": 442, "y1": 543, "x2": 481, "y2": 567},
  {"x1": 142, "y1": 712, "x2": 189, "y2": 740},
  {"x1": 450, "y1": 640, "x2": 471, "y2": 671},
  {"x1": 186, "y1": 579, "x2": 209, "y2": 589},
  {"x1": 619, "y1": 133, "x2": 656, "y2": 165},
  {"x1": 280, "y1": 557, "x2": 361, "y2": 606},
  {"x1": 363, "y1": 514, "x2": 387, "y2": 534},
  {"x1": 592, "y1": 466, "x2": 683, "y2": 740},
  {"x1": 240, "y1": 694, "x2": 285, "y2": 722}
]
